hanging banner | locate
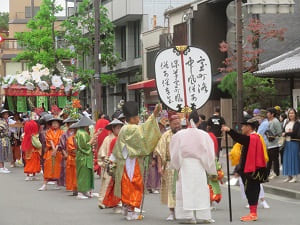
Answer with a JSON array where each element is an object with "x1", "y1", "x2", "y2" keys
[
  {"x1": 58, "y1": 96, "x2": 67, "y2": 108},
  {"x1": 17, "y1": 96, "x2": 27, "y2": 112},
  {"x1": 36, "y1": 96, "x2": 49, "y2": 111},
  {"x1": 7, "y1": 96, "x2": 15, "y2": 112},
  {"x1": 155, "y1": 46, "x2": 212, "y2": 111}
]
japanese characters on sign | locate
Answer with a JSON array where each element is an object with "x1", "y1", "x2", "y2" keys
[{"x1": 155, "y1": 46, "x2": 212, "y2": 111}]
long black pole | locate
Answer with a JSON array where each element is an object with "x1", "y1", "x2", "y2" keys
[
  {"x1": 236, "y1": 0, "x2": 243, "y2": 130},
  {"x1": 94, "y1": 0, "x2": 102, "y2": 118},
  {"x1": 225, "y1": 132, "x2": 233, "y2": 222}
]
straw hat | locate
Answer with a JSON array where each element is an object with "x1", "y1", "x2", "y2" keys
[
  {"x1": 118, "y1": 113, "x2": 125, "y2": 120},
  {"x1": 105, "y1": 119, "x2": 124, "y2": 131},
  {"x1": 71, "y1": 116, "x2": 95, "y2": 128},
  {"x1": 63, "y1": 117, "x2": 79, "y2": 124}
]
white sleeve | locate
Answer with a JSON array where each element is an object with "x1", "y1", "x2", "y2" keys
[
  {"x1": 203, "y1": 135, "x2": 217, "y2": 175},
  {"x1": 109, "y1": 153, "x2": 116, "y2": 162},
  {"x1": 170, "y1": 133, "x2": 181, "y2": 170},
  {"x1": 122, "y1": 146, "x2": 128, "y2": 159}
]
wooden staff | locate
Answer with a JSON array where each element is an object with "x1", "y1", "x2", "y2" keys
[{"x1": 138, "y1": 155, "x2": 150, "y2": 220}]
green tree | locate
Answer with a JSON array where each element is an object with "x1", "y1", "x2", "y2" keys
[
  {"x1": 14, "y1": 0, "x2": 73, "y2": 70},
  {"x1": 0, "y1": 12, "x2": 9, "y2": 32},
  {"x1": 218, "y1": 19, "x2": 285, "y2": 109},
  {"x1": 62, "y1": 0, "x2": 119, "y2": 86},
  {"x1": 218, "y1": 72, "x2": 276, "y2": 110}
]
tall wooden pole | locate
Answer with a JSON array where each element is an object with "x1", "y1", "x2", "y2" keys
[
  {"x1": 236, "y1": 0, "x2": 243, "y2": 128},
  {"x1": 93, "y1": 0, "x2": 102, "y2": 118},
  {"x1": 31, "y1": 0, "x2": 34, "y2": 18}
]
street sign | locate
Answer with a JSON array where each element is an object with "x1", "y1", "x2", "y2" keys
[{"x1": 155, "y1": 46, "x2": 212, "y2": 111}]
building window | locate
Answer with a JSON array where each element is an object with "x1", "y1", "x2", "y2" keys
[
  {"x1": 146, "y1": 49, "x2": 159, "y2": 79},
  {"x1": 173, "y1": 22, "x2": 187, "y2": 46},
  {"x1": 120, "y1": 26, "x2": 126, "y2": 61},
  {"x1": 25, "y1": 7, "x2": 40, "y2": 18},
  {"x1": 133, "y1": 21, "x2": 141, "y2": 58}
]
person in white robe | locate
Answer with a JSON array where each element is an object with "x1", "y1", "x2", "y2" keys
[{"x1": 170, "y1": 110, "x2": 217, "y2": 224}]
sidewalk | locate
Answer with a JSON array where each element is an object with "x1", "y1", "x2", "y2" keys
[{"x1": 218, "y1": 153, "x2": 300, "y2": 199}]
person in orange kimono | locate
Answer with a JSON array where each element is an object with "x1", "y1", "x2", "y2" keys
[
  {"x1": 65, "y1": 122, "x2": 78, "y2": 196},
  {"x1": 98, "y1": 119, "x2": 123, "y2": 209},
  {"x1": 38, "y1": 117, "x2": 64, "y2": 191},
  {"x1": 102, "y1": 137, "x2": 121, "y2": 212},
  {"x1": 22, "y1": 120, "x2": 42, "y2": 181},
  {"x1": 111, "y1": 102, "x2": 161, "y2": 220}
]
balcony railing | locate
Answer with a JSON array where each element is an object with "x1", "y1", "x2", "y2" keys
[
  {"x1": 15, "y1": 12, "x2": 26, "y2": 20},
  {"x1": 0, "y1": 40, "x2": 24, "y2": 50}
]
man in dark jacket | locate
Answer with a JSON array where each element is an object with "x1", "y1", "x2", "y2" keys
[
  {"x1": 207, "y1": 107, "x2": 225, "y2": 159},
  {"x1": 222, "y1": 118, "x2": 268, "y2": 222}
]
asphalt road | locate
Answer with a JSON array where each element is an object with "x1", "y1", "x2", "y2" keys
[{"x1": 1, "y1": 165, "x2": 300, "y2": 225}]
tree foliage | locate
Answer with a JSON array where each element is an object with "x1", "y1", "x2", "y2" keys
[
  {"x1": 14, "y1": 0, "x2": 73, "y2": 70},
  {"x1": 218, "y1": 19, "x2": 285, "y2": 109},
  {"x1": 0, "y1": 12, "x2": 9, "y2": 32},
  {"x1": 218, "y1": 72, "x2": 277, "y2": 110},
  {"x1": 62, "y1": 0, "x2": 119, "y2": 86},
  {"x1": 219, "y1": 19, "x2": 286, "y2": 73}
]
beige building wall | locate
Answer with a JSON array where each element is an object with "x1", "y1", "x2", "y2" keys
[
  {"x1": 1, "y1": 0, "x2": 64, "y2": 78},
  {"x1": 142, "y1": 27, "x2": 168, "y2": 80},
  {"x1": 9, "y1": 0, "x2": 42, "y2": 37}
]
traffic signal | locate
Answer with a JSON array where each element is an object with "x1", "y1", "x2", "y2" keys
[{"x1": 0, "y1": 35, "x2": 4, "y2": 43}]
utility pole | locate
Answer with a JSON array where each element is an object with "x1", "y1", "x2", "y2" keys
[
  {"x1": 31, "y1": 0, "x2": 34, "y2": 18},
  {"x1": 236, "y1": 0, "x2": 243, "y2": 129},
  {"x1": 93, "y1": 0, "x2": 102, "y2": 118}
]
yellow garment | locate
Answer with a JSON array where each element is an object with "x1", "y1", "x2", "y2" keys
[
  {"x1": 229, "y1": 134, "x2": 269, "y2": 166},
  {"x1": 98, "y1": 133, "x2": 115, "y2": 167},
  {"x1": 259, "y1": 134, "x2": 269, "y2": 163},
  {"x1": 229, "y1": 143, "x2": 242, "y2": 166},
  {"x1": 112, "y1": 114, "x2": 161, "y2": 198},
  {"x1": 154, "y1": 129, "x2": 176, "y2": 208}
]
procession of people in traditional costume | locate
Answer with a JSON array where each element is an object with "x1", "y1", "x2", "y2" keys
[{"x1": 0, "y1": 94, "x2": 278, "y2": 224}]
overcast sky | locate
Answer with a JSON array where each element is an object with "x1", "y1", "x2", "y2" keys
[
  {"x1": 0, "y1": 0, "x2": 9, "y2": 12},
  {"x1": 0, "y1": 0, "x2": 71, "y2": 14}
]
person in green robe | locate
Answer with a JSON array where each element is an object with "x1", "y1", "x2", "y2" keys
[
  {"x1": 111, "y1": 101, "x2": 162, "y2": 220},
  {"x1": 72, "y1": 116, "x2": 95, "y2": 200}
]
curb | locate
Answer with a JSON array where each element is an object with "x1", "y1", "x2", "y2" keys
[
  {"x1": 224, "y1": 175, "x2": 300, "y2": 199},
  {"x1": 263, "y1": 183, "x2": 300, "y2": 199}
]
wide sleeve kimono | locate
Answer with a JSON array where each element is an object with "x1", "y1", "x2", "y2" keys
[
  {"x1": 44, "y1": 129, "x2": 64, "y2": 179},
  {"x1": 45, "y1": 129, "x2": 64, "y2": 151},
  {"x1": 24, "y1": 134, "x2": 42, "y2": 174},
  {"x1": 75, "y1": 128, "x2": 94, "y2": 192},
  {"x1": 154, "y1": 130, "x2": 172, "y2": 167},
  {"x1": 112, "y1": 114, "x2": 161, "y2": 198},
  {"x1": 170, "y1": 128, "x2": 217, "y2": 220},
  {"x1": 170, "y1": 128, "x2": 217, "y2": 175},
  {"x1": 98, "y1": 133, "x2": 114, "y2": 166},
  {"x1": 76, "y1": 129, "x2": 93, "y2": 160}
]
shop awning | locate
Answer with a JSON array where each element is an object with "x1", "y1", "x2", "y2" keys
[{"x1": 128, "y1": 79, "x2": 156, "y2": 90}]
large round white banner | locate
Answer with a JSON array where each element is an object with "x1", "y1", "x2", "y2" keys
[{"x1": 155, "y1": 46, "x2": 212, "y2": 111}]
